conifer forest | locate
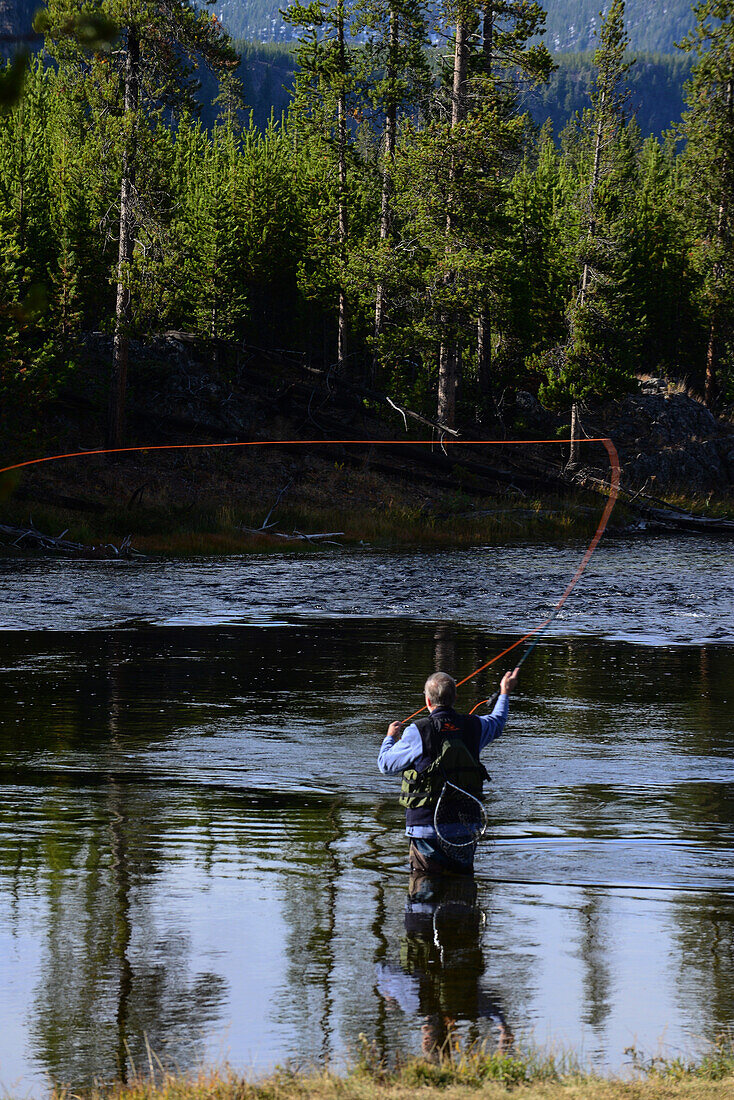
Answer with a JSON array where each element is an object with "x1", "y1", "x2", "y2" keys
[{"x1": 1, "y1": 0, "x2": 733, "y2": 447}]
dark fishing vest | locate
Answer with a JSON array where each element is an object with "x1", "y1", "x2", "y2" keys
[{"x1": 399, "y1": 707, "x2": 487, "y2": 829}]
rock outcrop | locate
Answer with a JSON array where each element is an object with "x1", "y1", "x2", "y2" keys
[
  {"x1": 516, "y1": 381, "x2": 734, "y2": 494},
  {"x1": 597, "y1": 389, "x2": 734, "y2": 493}
]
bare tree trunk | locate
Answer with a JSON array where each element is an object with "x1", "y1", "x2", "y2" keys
[
  {"x1": 372, "y1": 5, "x2": 398, "y2": 385},
  {"x1": 108, "y1": 21, "x2": 140, "y2": 449},
  {"x1": 570, "y1": 90, "x2": 606, "y2": 463},
  {"x1": 451, "y1": 15, "x2": 469, "y2": 129},
  {"x1": 437, "y1": 14, "x2": 469, "y2": 427},
  {"x1": 704, "y1": 77, "x2": 733, "y2": 409},
  {"x1": 437, "y1": 341, "x2": 457, "y2": 425},
  {"x1": 569, "y1": 402, "x2": 580, "y2": 465},
  {"x1": 580, "y1": 92, "x2": 605, "y2": 307},
  {"x1": 336, "y1": 0, "x2": 348, "y2": 373}
]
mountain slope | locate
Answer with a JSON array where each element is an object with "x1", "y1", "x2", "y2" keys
[
  {"x1": 1, "y1": 0, "x2": 697, "y2": 54},
  {"x1": 213, "y1": 0, "x2": 696, "y2": 51},
  {"x1": 0, "y1": 0, "x2": 40, "y2": 57},
  {"x1": 543, "y1": 0, "x2": 694, "y2": 53},
  {"x1": 525, "y1": 51, "x2": 692, "y2": 137}
]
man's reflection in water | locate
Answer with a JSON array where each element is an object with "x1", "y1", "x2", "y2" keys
[{"x1": 376, "y1": 872, "x2": 513, "y2": 1060}]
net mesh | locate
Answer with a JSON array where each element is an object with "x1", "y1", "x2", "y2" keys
[{"x1": 433, "y1": 780, "x2": 488, "y2": 857}]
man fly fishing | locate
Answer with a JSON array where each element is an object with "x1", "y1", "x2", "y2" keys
[{"x1": 378, "y1": 668, "x2": 520, "y2": 875}]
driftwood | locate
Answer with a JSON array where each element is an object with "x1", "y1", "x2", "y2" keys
[
  {"x1": 281, "y1": 530, "x2": 344, "y2": 544},
  {"x1": 261, "y1": 480, "x2": 293, "y2": 529},
  {"x1": 0, "y1": 522, "x2": 144, "y2": 557},
  {"x1": 632, "y1": 505, "x2": 734, "y2": 532},
  {"x1": 241, "y1": 526, "x2": 344, "y2": 546}
]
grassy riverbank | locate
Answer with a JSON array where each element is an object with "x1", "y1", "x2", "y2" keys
[
  {"x1": 3, "y1": 428, "x2": 733, "y2": 557},
  {"x1": 0, "y1": 443, "x2": 621, "y2": 555},
  {"x1": 53, "y1": 1046, "x2": 734, "y2": 1100},
  {"x1": 0, "y1": 494, "x2": 612, "y2": 556}
]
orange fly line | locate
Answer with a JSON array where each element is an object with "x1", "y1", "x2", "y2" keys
[{"x1": 0, "y1": 435, "x2": 620, "y2": 721}]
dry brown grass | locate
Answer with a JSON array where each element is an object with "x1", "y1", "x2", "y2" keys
[
  {"x1": 48, "y1": 1039, "x2": 734, "y2": 1100},
  {"x1": 50, "y1": 1066, "x2": 734, "y2": 1100}
]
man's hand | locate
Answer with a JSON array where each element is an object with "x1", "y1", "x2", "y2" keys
[
  {"x1": 387, "y1": 721, "x2": 402, "y2": 739},
  {"x1": 500, "y1": 667, "x2": 520, "y2": 695}
]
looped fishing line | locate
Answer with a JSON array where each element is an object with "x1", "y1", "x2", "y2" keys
[{"x1": 0, "y1": 435, "x2": 620, "y2": 718}]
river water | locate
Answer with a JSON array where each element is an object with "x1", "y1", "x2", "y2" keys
[{"x1": 0, "y1": 536, "x2": 733, "y2": 1091}]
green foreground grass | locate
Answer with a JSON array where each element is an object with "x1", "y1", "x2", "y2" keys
[{"x1": 53, "y1": 1045, "x2": 734, "y2": 1100}]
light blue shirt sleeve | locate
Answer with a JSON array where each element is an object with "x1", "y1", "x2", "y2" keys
[
  {"x1": 378, "y1": 723, "x2": 423, "y2": 774},
  {"x1": 375, "y1": 963, "x2": 421, "y2": 1015},
  {"x1": 478, "y1": 693, "x2": 509, "y2": 751}
]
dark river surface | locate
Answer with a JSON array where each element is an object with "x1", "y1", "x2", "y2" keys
[{"x1": 0, "y1": 536, "x2": 733, "y2": 1091}]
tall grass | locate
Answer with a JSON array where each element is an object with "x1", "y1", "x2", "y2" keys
[
  {"x1": 0, "y1": 495, "x2": 610, "y2": 557},
  {"x1": 43, "y1": 1036, "x2": 734, "y2": 1100}
]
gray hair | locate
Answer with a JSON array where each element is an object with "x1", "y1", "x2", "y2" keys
[{"x1": 424, "y1": 671, "x2": 456, "y2": 707}]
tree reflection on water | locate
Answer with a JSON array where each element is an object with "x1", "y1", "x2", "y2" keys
[{"x1": 0, "y1": 617, "x2": 732, "y2": 1086}]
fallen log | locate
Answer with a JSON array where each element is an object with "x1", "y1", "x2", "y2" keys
[
  {"x1": 567, "y1": 469, "x2": 734, "y2": 534},
  {"x1": 0, "y1": 522, "x2": 144, "y2": 557},
  {"x1": 291, "y1": 530, "x2": 344, "y2": 543},
  {"x1": 241, "y1": 525, "x2": 344, "y2": 546},
  {"x1": 628, "y1": 503, "x2": 734, "y2": 533}
]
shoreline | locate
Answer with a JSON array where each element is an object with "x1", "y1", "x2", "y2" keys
[
  {"x1": 0, "y1": 487, "x2": 624, "y2": 559},
  {"x1": 3, "y1": 495, "x2": 733, "y2": 558},
  {"x1": 40, "y1": 1046, "x2": 734, "y2": 1100},
  {"x1": 2, "y1": 431, "x2": 732, "y2": 558}
]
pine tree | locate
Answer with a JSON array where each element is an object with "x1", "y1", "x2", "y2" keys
[
  {"x1": 616, "y1": 137, "x2": 702, "y2": 381},
  {"x1": 380, "y1": 94, "x2": 526, "y2": 422},
  {"x1": 50, "y1": 230, "x2": 83, "y2": 366},
  {"x1": 421, "y1": 0, "x2": 553, "y2": 424},
  {"x1": 0, "y1": 60, "x2": 55, "y2": 287},
  {"x1": 170, "y1": 116, "x2": 248, "y2": 348},
  {"x1": 41, "y1": 0, "x2": 238, "y2": 446},
  {"x1": 468, "y1": 1, "x2": 554, "y2": 419},
  {"x1": 0, "y1": 59, "x2": 58, "y2": 413},
  {"x1": 679, "y1": 0, "x2": 734, "y2": 405},
  {"x1": 0, "y1": 208, "x2": 28, "y2": 403},
  {"x1": 353, "y1": 0, "x2": 431, "y2": 383},
  {"x1": 539, "y1": 0, "x2": 639, "y2": 412},
  {"x1": 579, "y1": 0, "x2": 632, "y2": 304},
  {"x1": 45, "y1": 61, "x2": 113, "y2": 332},
  {"x1": 284, "y1": 0, "x2": 357, "y2": 373},
  {"x1": 507, "y1": 129, "x2": 579, "y2": 369}
]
